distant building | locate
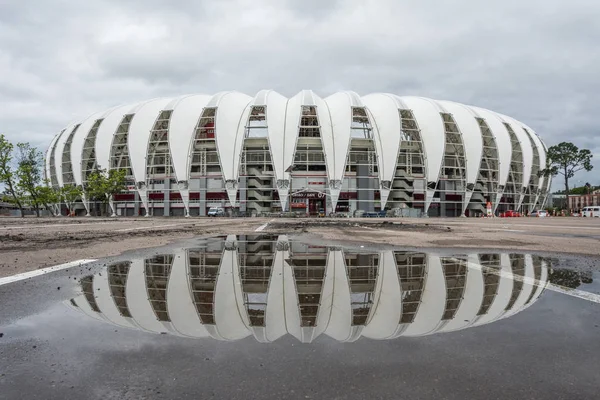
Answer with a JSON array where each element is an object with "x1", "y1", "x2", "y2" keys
[
  {"x1": 0, "y1": 201, "x2": 17, "y2": 216},
  {"x1": 547, "y1": 193, "x2": 567, "y2": 209},
  {"x1": 568, "y1": 190, "x2": 600, "y2": 211}
]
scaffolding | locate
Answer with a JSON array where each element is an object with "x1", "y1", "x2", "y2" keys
[
  {"x1": 240, "y1": 106, "x2": 277, "y2": 214},
  {"x1": 61, "y1": 124, "x2": 81, "y2": 187},
  {"x1": 505, "y1": 254, "x2": 525, "y2": 311},
  {"x1": 81, "y1": 275, "x2": 101, "y2": 313},
  {"x1": 477, "y1": 254, "x2": 501, "y2": 316},
  {"x1": 395, "y1": 252, "x2": 427, "y2": 324},
  {"x1": 109, "y1": 114, "x2": 134, "y2": 177},
  {"x1": 189, "y1": 248, "x2": 221, "y2": 325},
  {"x1": 238, "y1": 237, "x2": 276, "y2": 326},
  {"x1": 107, "y1": 262, "x2": 132, "y2": 318},
  {"x1": 389, "y1": 109, "x2": 426, "y2": 209},
  {"x1": 471, "y1": 118, "x2": 500, "y2": 215},
  {"x1": 49, "y1": 129, "x2": 65, "y2": 189},
  {"x1": 81, "y1": 119, "x2": 103, "y2": 187},
  {"x1": 144, "y1": 254, "x2": 174, "y2": 322},
  {"x1": 441, "y1": 256, "x2": 468, "y2": 320},
  {"x1": 523, "y1": 128, "x2": 541, "y2": 213},
  {"x1": 499, "y1": 123, "x2": 524, "y2": 213},
  {"x1": 288, "y1": 247, "x2": 328, "y2": 327},
  {"x1": 346, "y1": 253, "x2": 379, "y2": 325},
  {"x1": 431, "y1": 113, "x2": 467, "y2": 217}
]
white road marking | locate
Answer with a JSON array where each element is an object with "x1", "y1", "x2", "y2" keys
[
  {"x1": 0, "y1": 222, "x2": 119, "y2": 231},
  {"x1": 114, "y1": 222, "x2": 194, "y2": 232},
  {"x1": 482, "y1": 229, "x2": 526, "y2": 233},
  {"x1": 255, "y1": 219, "x2": 275, "y2": 232},
  {"x1": 462, "y1": 257, "x2": 600, "y2": 305},
  {"x1": 0, "y1": 259, "x2": 97, "y2": 287},
  {"x1": 449, "y1": 222, "x2": 600, "y2": 231}
]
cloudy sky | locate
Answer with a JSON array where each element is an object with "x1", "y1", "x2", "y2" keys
[{"x1": 1, "y1": 0, "x2": 598, "y2": 188}]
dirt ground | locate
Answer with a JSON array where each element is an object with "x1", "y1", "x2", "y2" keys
[{"x1": 1, "y1": 215, "x2": 600, "y2": 278}]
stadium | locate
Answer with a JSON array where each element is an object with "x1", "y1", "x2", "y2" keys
[{"x1": 45, "y1": 90, "x2": 551, "y2": 217}]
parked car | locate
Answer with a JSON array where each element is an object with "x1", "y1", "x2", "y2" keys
[
  {"x1": 207, "y1": 207, "x2": 225, "y2": 217},
  {"x1": 530, "y1": 210, "x2": 548, "y2": 217},
  {"x1": 582, "y1": 206, "x2": 600, "y2": 217},
  {"x1": 317, "y1": 208, "x2": 326, "y2": 218},
  {"x1": 500, "y1": 210, "x2": 521, "y2": 218}
]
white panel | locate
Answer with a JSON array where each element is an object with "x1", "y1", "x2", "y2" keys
[
  {"x1": 522, "y1": 259, "x2": 549, "y2": 311},
  {"x1": 45, "y1": 130, "x2": 63, "y2": 183},
  {"x1": 472, "y1": 254, "x2": 514, "y2": 326},
  {"x1": 517, "y1": 121, "x2": 545, "y2": 206},
  {"x1": 54, "y1": 123, "x2": 79, "y2": 187},
  {"x1": 213, "y1": 93, "x2": 252, "y2": 179},
  {"x1": 125, "y1": 258, "x2": 166, "y2": 333},
  {"x1": 401, "y1": 254, "x2": 446, "y2": 336},
  {"x1": 71, "y1": 110, "x2": 110, "y2": 186},
  {"x1": 324, "y1": 249, "x2": 354, "y2": 341},
  {"x1": 210, "y1": 92, "x2": 252, "y2": 206},
  {"x1": 168, "y1": 94, "x2": 212, "y2": 182},
  {"x1": 214, "y1": 237, "x2": 251, "y2": 340},
  {"x1": 313, "y1": 93, "x2": 337, "y2": 205},
  {"x1": 72, "y1": 295, "x2": 108, "y2": 323},
  {"x1": 278, "y1": 91, "x2": 304, "y2": 211},
  {"x1": 502, "y1": 254, "x2": 536, "y2": 319},
  {"x1": 362, "y1": 251, "x2": 402, "y2": 339},
  {"x1": 361, "y1": 94, "x2": 402, "y2": 187},
  {"x1": 128, "y1": 98, "x2": 174, "y2": 184},
  {"x1": 397, "y1": 97, "x2": 445, "y2": 213},
  {"x1": 263, "y1": 236, "x2": 289, "y2": 342},
  {"x1": 470, "y1": 107, "x2": 512, "y2": 190},
  {"x1": 323, "y1": 92, "x2": 355, "y2": 184},
  {"x1": 260, "y1": 91, "x2": 288, "y2": 200},
  {"x1": 437, "y1": 254, "x2": 485, "y2": 333},
  {"x1": 524, "y1": 126, "x2": 546, "y2": 205},
  {"x1": 283, "y1": 247, "x2": 303, "y2": 342},
  {"x1": 166, "y1": 250, "x2": 210, "y2": 338},
  {"x1": 314, "y1": 249, "x2": 335, "y2": 339},
  {"x1": 437, "y1": 101, "x2": 483, "y2": 187},
  {"x1": 501, "y1": 114, "x2": 533, "y2": 194},
  {"x1": 398, "y1": 97, "x2": 445, "y2": 186},
  {"x1": 95, "y1": 102, "x2": 141, "y2": 171},
  {"x1": 93, "y1": 271, "x2": 137, "y2": 329}
]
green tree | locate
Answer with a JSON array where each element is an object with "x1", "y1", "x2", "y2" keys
[
  {"x1": 36, "y1": 183, "x2": 61, "y2": 216},
  {"x1": 61, "y1": 184, "x2": 83, "y2": 216},
  {"x1": 86, "y1": 168, "x2": 127, "y2": 216},
  {"x1": 15, "y1": 142, "x2": 44, "y2": 216},
  {"x1": 539, "y1": 142, "x2": 594, "y2": 213},
  {"x1": 0, "y1": 134, "x2": 24, "y2": 216}
]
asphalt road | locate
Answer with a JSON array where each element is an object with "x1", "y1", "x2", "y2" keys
[{"x1": 1, "y1": 238, "x2": 600, "y2": 400}]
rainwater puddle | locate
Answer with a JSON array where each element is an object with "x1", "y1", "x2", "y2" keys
[
  {"x1": 2, "y1": 234, "x2": 599, "y2": 399},
  {"x1": 66, "y1": 234, "x2": 568, "y2": 342}
]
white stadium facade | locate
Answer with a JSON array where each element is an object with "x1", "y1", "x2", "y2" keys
[
  {"x1": 68, "y1": 235, "x2": 549, "y2": 343},
  {"x1": 45, "y1": 90, "x2": 551, "y2": 217}
]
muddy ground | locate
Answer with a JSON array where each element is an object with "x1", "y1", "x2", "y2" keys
[{"x1": 1, "y1": 216, "x2": 600, "y2": 278}]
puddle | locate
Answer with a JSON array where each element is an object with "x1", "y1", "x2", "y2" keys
[
  {"x1": 2, "y1": 234, "x2": 600, "y2": 399},
  {"x1": 67, "y1": 234, "x2": 556, "y2": 343}
]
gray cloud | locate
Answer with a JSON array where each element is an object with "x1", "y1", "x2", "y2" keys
[{"x1": 1, "y1": 0, "x2": 598, "y2": 186}]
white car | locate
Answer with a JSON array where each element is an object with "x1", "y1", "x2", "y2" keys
[
  {"x1": 582, "y1": 206, "x2": 600, "y2": 217},
  {"x1": 530, "y1": 210, "x2": 548, "y2": 217},
  {"x1": 207, "y1": 207, "x2": 225, "y2": 217}
]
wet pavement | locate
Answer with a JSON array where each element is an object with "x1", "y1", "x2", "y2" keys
[{"x1": 1, "y1": 234, "x2": 600, "y2": 399}]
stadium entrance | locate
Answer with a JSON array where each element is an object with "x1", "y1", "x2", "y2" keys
[{"x1": 291, "y1": 189, "x2": 327, "y2": 216}]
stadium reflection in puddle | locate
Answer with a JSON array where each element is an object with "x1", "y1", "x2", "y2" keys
[{"x1": 68, "y1": 235, "x2": 550, "y2": 343}]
